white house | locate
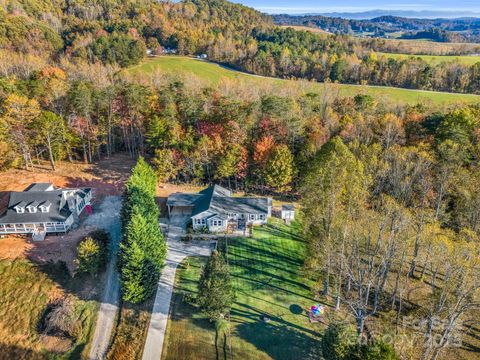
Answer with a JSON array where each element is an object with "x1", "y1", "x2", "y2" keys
[
  {"x1": 281, "y1": 204, "x2": 295, "y2": 222},
  {"x1": 0, "y1": 183, "x2": 92, "y2": 240},
  {"x1": 167, "y1": 185, "x2": 272, "y2": 233}
]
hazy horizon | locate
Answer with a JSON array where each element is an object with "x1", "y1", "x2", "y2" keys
[{"x1": 231, "y1": 0, "x2": 480, "y2": 16}]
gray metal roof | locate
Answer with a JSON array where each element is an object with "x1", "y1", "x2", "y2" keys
[
  {"x1": 282, "y1": 204, "x2": 295, "y2": 210},
  {"x1": 167, "y1": 184, "x2": 271, "y2": 218},
  {"x1": 0, "y1": 187, "x2": 91, "y2": 224},
  {"x1": 166, "y1": 193, "x2": 203, "y2": 207}
]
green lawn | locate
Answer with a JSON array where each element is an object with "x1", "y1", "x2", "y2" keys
[
  {"x1": 376, "y1": 52, "x2": 480, "y2": 66},
  {"x1": 162, "y1": 219, "x2": 322, "y2": 360},
  {"x1": 128, "y1": 56, "x2": 480, "y2": 106}
]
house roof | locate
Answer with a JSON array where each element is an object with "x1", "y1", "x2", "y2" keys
[
  {"x1": 168, "y1": 184, "x2": 271, "y2": 218},
  {"x1": 166, "y1": 193, "x2": 203, "y2": 207},
  {"x1": 24, "y1": 183, "x2": 54, "y2": 192},
  {"x1": 0, "y1": 187, "x2": 91, "y2": 224},
  {"x1": 282, "y1": 204, "x2": 295, "y2": 211}
]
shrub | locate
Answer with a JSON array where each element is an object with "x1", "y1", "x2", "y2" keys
[
  {"x1": 39, "y1": 296, "x2": 76, "y2": 338},
  {"x1": 76, "y1": 237, "x2": 102, "y2": 276},
  {"x1": 321, "y1": 322, "x2": 357, "y2": 360}
]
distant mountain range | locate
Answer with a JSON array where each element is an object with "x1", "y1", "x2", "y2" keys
[{"x1": 294, "y1": 10, "x2": 480, "y2": 20}]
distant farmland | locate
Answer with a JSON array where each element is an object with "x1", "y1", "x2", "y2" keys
[
  {"x1": 128, "y1": 56, "x2": 480, "y2": 106},
  {"x1": 376, "y1": 52, "x2": 480, "y2": 65}
]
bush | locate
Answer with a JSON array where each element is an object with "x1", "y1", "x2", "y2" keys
[
  {"x1": 39, "y1": 296, "x2": 76, "y2": 338},
  {"x1": 321, "y1": 322, "x2": 357, "y2": 360},
  {"x1": 75, "y1": 230, "x2": 110, "y2": 276},
  {"x1": 321, "y1": 322, "x2": 399, "y2": 360}
]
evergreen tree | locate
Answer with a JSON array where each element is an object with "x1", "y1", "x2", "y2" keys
[
  {"x1": 197, "y1": 251, "x2": 235, "y2": 322},
  {"x1": 120, "y1": 240, "x2": 149, "y2": 303}
]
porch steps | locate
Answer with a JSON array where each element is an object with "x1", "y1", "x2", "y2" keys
[{"x1": 32, "y1": 229, "x2": 46, "y2": 241}]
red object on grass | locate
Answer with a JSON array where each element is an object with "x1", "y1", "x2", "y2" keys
[{"x1": 85, "y1": 204, "x2": 93, "y2": 214}]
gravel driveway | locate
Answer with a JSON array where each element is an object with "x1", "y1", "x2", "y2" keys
[
  {"x1": 88, "y1": 196, "x2": 122, "y2": 360},
  {"x1": 142, "y1": 215, "x2": 215, "y2": 360}
]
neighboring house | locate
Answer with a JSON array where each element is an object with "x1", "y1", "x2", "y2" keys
[
  {"x1": 281, "y1": 204, "x2": 295, "y2": 222},
  {"x1": 167, "y1": 185, "x2": 272, "y2": 233},
  {"x1": 0, "y1": 183, "x2": 92, "y2": 240}
]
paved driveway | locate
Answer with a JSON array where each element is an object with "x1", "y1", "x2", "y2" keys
[{"x1": 142, "y1": 215, "x2": 215, "y2": 360}]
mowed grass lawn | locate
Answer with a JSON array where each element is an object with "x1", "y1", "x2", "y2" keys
[
  {"x1": 128, "y1": 56, "x2": 480, "y2": 106},
  {"x1": 376, "y1": 52, "x2": 480, "y2": 66},
  {"x1": 162, "y1": 219, "x2": 322, "y2": 360},
  {"x1": 0, "y1": 259, "x2": 97, "y2": 359}
]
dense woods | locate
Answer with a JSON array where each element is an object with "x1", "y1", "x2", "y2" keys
[
  {"x1": 0, "y1": 0, "x2": 480, "y2": 95},
  {"x1": 273, "y1": 14, "x2": 480, "y2": 43}
]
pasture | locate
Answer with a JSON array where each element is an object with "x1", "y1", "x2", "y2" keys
[{"x1": 128, "y1": 56, "x2": 480, "y2": 106}]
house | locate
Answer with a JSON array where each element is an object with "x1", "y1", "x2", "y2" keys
[
  {"x1": 166, "y1": 185, "x2": 271, "y2": 233},
  {"x1": 281, "y1": 204, "x2": 295, "y2": 222},
  {"x1": 0, "y1": 183, "x2": 92, "y2": 240}
]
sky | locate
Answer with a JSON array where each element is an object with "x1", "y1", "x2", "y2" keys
[{"x1": 233, "y1": 0, "x2": 480, "y2": 15}]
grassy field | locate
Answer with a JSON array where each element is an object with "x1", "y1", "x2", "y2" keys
[
  {"x1": 376, "y1": 52, "x2": 480, "y2": 65},
  {"x1": 0, "y1": 259, "x2": 97, "y2": 359},
  {"x1": 162, "y1": 219, "x2": 323, "y2": 360},
  {"x1": 128, "y1": 56, "x2": 480, "y2": 106}
]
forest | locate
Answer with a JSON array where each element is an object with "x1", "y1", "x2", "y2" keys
[
  {"x1": 1, "y1": 0, "x2": 480, "y2": 94},
  {"x1": 273, "y1": 14, "x2": 480, "y2": 42}
]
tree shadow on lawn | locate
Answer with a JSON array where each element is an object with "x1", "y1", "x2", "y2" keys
[
  {"x1": 233, "y1": 304, "x2": 321, "y2": 360},
  {"x1": 260, "y1": 223, "x2": 305, "y2": 243},
  {"x1": 229, "y1": 241, "x2": 304, "y2": 269},
  {"x1": 230, "y1": 250, "x2": 304, "y2": 280}
]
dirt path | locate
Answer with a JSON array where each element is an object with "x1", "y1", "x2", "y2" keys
[
  {"x1": 88, "y1": 196, "x2": 122, "y2": 360},
  {"x1": 142, "y1": 216, "x2": 215, "y2": 360}
]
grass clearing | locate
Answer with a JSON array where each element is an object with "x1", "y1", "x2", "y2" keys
[
  {"x1": 162, "y1": 219, "x2": 322, "y2": 360},
  {"x1": 106, "y1": 299, "x2": 154, "y2": 360},
  {"x1": 0, "y1": 259, "x2": 98, "y2": 359},
  {"x1": 376, "y1": 52, "x2": 480, "y2": 66},
  {"x1": 128, "y1": 56, "x2": 480, "y2": 106}
]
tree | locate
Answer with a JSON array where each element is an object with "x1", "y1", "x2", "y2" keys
[
  {"x1": 76, "y1": 236, "x2": 102, "y2": 276},
  {"x1": 301, "y1": 136, "x2": 366, "y2": 300},
  {"x1": 197, "y1": 251, "x2": 234, "y2": 322},
  {"x1": 120, "y1": 240, "x2": 151, "y2": 303},
  {"x1": 321, "y1": 322, "x2": 357, "y2": 360},
  {"x1": 33, "y1": 111, "x2": 65, "y2": 170},
  {"x1": 152, "y1": 148, "x2": 178, "y2": 182},
  {"x1": 0, "y1": 94, "x2": 41, "y2": 169},
  {"x1": 264, "y1": 144, "x2": 294, "y2": 192}
]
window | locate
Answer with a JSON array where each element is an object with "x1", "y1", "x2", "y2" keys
[
  {"x1": 212, "y1": 220, "x2": 223, "y2": 227},
  {"x1": 27, "y1": 206, "x2": 37, "y2": 213},
  {"x1": 194, "y1": 218, "x2": 206, "y2": 225},
  {"x1": 15, "y1": 207, "x2": 25, "y2": 214},
  {"x1": 249, "y1": 214, "x2": 255, "y2": 220},
  {"x1": 259, "y1": 214, "x2": 266, "y2": 220}
]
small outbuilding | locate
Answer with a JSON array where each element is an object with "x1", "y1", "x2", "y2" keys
[{"x1": 281, "y1": 204, "x2": 295, "y2": 222}]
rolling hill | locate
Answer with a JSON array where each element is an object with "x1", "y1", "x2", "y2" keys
[{"x1": 128, "y1": 56, "x2": 480, "y2": 106}]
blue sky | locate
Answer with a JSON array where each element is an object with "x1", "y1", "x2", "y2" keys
[{"x1": 233, "y1": 0, "x2": 480, "y2": 14}]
